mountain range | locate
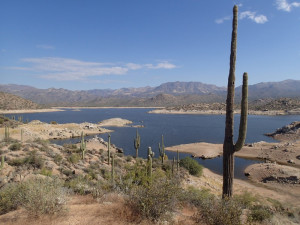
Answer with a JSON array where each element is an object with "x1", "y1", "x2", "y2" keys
[{"x1": 0, "y1": 79, "x2": 300, "y2": 107}]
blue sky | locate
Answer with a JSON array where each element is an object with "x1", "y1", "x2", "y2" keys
[{"x1": 0, "y1": 0, "x2": 299, "y2": 90}]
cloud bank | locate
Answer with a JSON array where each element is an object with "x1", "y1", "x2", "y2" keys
[
  {"x1": 11, "y1": 57, "x2": 177, "y2": 81},
  {"x1": 276, "y1": 0, "x2": 300, "y2": 12},
  {"x1": 239, "y1": 11, "x2": 268, "y2": 24}
]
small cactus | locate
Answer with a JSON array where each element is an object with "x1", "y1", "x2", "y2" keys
[
  {"x1": 134, "y1": 129, "x2": 141, "y2": 158},
  {"x1": 0, "y1": 155, "x2": 4, "y2": 170},
  {"x1": 172, "y1": 157, "x2": 175, "y2": 175},
  {"x1": 80, "y1": 132, "x2": 86, "y2": 160},
  {"x1": 108, "y1": 134, "x2": 111, "y2": 165},
  {"x1": 158, "y1": 135, "x2": 167, "y2": 164}
]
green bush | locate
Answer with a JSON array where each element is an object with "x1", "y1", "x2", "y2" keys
[
  {"x1": 9, "y1": 143, "x2": 22, "y2": 151},
  {"x1": 50, "y1": 121, "x2": 57, "y2": 125},
  {"x1": 127, "y1": 178, "x2": 181, "y2": 221},
  {"x1": 179, "y1": 157, "x2": 203, "y2": 176},
  {"x1": 248, "y1": 205, "x2": 272, "y2": 223}
]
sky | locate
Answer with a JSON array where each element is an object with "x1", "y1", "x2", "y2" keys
[{"x1": 0, "y1": 0, "x2": 299, "y2": 90}]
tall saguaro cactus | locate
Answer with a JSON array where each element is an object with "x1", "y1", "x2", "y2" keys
[
  {"x1": 147, "y1": 147, "x2": 155, "y2": 179},
  {"x1": 223, "y1": 5, "x2": 248, "y2": 198},
  {"x1": 80, "y1": 132, "x2": 86, "y2": 160},
  {"x1": 134, "y1": 129, "x2": 141, "y2": 158},
  {"x1": 107, "y1": 134, "x2": 111, "y2": 165},
  {"x1": 158, "y1": 135, "x2": 166, "y2": 164}
]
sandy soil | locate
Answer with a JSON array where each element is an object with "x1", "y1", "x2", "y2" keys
[
  {"x1": 0, "y1": 120, "x2": 112, "y2": 141},
  {"x1": 98, "y1": 118, "x2": 133, "y2": 127},
  {"x1": 0, "y1": 108, "x2": 65, "y2": 114},
  {"x1": 149, "y1": 108, "x2": 300, "y2": 115},
  {"x1": 166, "y1": 142, "x2": 223, "y2": 159}
]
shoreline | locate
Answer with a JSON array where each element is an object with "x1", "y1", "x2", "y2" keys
[
  {"x1": 166, "y1": 140, "x2": 300, "y2": 167},
  {"x1": 149, "y1": 109, "x2": 300, "y2": 116},
  {"x1": 0, "y1": 108, "x2": 65, "y2": 114}
]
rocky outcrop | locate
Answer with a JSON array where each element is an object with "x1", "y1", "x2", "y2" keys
[{"x1": 265, "y1": 121, "x2": 300, "y2": 141}]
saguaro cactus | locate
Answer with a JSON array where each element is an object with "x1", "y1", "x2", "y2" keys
[
  {"x1": 158, "y1": 135, "x2": 166, "y2": 164},
  {"x1": 223, "y1": 5, "x2": 248, "y2": 198},
  {"x1": 80, "y1": 132, "x2": 86, "y2": 160},
  {"x1": 177, "y1": 150, "x2": 180, "y2": 172},
  {"x1": 4, "y1": 126, "x2": 10, "y2": 142},
  {"x1": 107, "y1": 134, "x2": 111, "y2": 165},
  {"x1": 134, "y1": 129, "x2": 141, "y2": 158},
  {"x1": 21, "y1": 128, "x2": 24, "y2": 142},
  {"x1": 111, "y1": 153, "x2": 115, "y2": 186},
  {"x1": 147, "y1": 147, "x2": 155, "y2": 179}
]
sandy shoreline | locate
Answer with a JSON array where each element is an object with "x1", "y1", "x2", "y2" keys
[
  {"x1": 149, "y1": 108, "x2": 300, "y2": 115},
  {"x1": 0, "y1": 108, "x2": 65, "y2": 114}
]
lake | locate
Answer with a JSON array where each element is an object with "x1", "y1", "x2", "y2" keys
[{"x1": 7, "y1": 108, "x2": 300, "y2": 179}]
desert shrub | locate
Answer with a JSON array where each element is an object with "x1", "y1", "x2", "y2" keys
[
  {"x1": 50, "y1": 121, "x2": 57, "y2": 124},
  {"x1": 61, "y1": 168, "x2": 73, "y2": 177},
  {"x1": 0, "y1": 178, "x2": 68, "y2": 216},
  {"x1": 180, "y1": 186, "x2": 214, "y2": 207},
  {"x1": 9, "y1": 143, "x2": 22, "y2": 151},
  {"x1": 126, "y1": 155, "x2": 133, "y2": 162},
  {"x1": 0, "y1": 183, "x2": 21, "y2": 214},
  {"x1": 127, "y1": 178, "x2": 181, "y2": 221},
  {"x1": 233, "y1": 191, "x2": 259, "y2": 208},
  {"x1": 67, "y1": 153, "x2": 81, "y2": 164},
  {"x1": 19, "y1": 177, "x2": 69, "y2": 216},
  {"x1": 179, "y1": 157, "x2": 203, "y2": 176},
  {"x1": 65, "y1": 175, "x2": 92, "y2": 195},
  {"x1": 33, "y1": 138, "x2": 50, "y2": 146},
  {"x1": 197, "y1": 197, "x2": 243, "y2": 225},
  {"x1": 54, "y1": 154, "x2": 63, "y2": 164},
  {"x1": 40, "y1": 167, "x2": 52, "y2": 176},
  {"x1": 25, "y1": 150, "x2": 44, "y2": 169},
  {"x1": 8, "y1": 157, "x2": 26, "y2": 166},
  {"x1": 248, "y1": 205, "x2": 272, "y2": 223}
]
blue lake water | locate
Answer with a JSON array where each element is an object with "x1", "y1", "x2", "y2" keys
[{"x1": 7, "y1": 108, "x2": 300, "y2": 179}]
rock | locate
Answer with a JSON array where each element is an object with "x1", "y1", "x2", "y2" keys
[
  {"x1": 287, "y1": 159, "x2": 295, "y2": 164},
  {"x1": 116, "y1": 147, "x2": 123, "y2": 153}
]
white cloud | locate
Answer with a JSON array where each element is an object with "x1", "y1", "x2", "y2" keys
[
  {"x1": 126, "y1": 63, "x2": 142, "y2": 70},
  {"x1": 145, "y1": 62, "x2": 177, "y2": 69},
  {"x1": 276, "y1": 0, "x2": 300, "y2": 12},
  {"x1": 239, "y1": 11, "x2": 268, "y2": 24},
  {"x1": 9, "y1": 57, "x2": 177, "y2": 81},
  {"x1": 215, "y1": 16, "x2": 231, "y2": 24},
  {"x1": 36, "y1": 44, "x2": 55, "y2": 50}
]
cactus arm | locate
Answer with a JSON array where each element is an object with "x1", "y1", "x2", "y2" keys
[{"x1": 234, "y1": 73, "x2": 248, "y2": 152}]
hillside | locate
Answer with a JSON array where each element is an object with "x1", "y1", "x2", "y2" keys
[{"x1": 0, "y1": 92, "x2": 42, "y2": 110}]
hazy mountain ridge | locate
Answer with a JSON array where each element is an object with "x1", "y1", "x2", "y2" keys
[
  {"x1": 0, "y1": 92, "x2": 42, "y2": 110},
  {"x1": 0, "y1": 79, "x2": 299, "y2": 107}
]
